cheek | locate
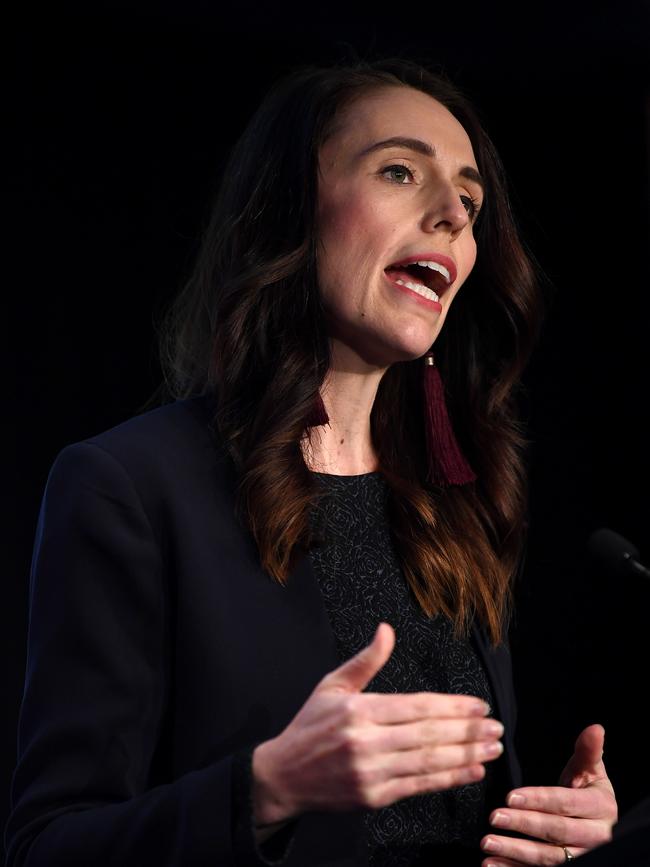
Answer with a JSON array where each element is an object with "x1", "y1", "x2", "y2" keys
[
  {"x1": 319, "y1": 201, "x2": 376, "y2": 262},
  {"x1": 317, "y1": 195, "x2": 390, "y2": 300},
  {"x1": 319, "y1": 193, "x2": 352, "y2": 240}
]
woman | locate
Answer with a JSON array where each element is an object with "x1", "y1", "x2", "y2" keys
[{"x1": 5, "y1": 59, "x2": 617, "y2": 866}]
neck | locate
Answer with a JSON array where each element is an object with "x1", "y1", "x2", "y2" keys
[{"x1": 302, "y1": 344, "x2": 387, "y2": 475}]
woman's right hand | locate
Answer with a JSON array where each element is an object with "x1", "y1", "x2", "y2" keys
[{"x1": 251, "y1": 622, "x2": 504, "y2": 827}]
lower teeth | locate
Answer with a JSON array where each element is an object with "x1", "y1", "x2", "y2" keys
[{"x1": 395, "y1": 278, "x2": 439, "y2": 302}]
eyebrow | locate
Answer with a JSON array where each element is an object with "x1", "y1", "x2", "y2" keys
[{"x1": 357, "y1": 136, "x2": 485, "y2": 193}]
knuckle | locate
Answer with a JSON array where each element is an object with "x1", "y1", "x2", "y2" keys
[
  {"x1": 443, "y1": 769, "x2": 462, "y2": 790},
  {"x1": 419, "y1": 747, "x2": 441, "y2": 773},
  {"x1": 340, "y1": 695, "x2": 360, "y2": 724},
  {"x1": 542, "y1": 817, "x2": 568, "y2": 845},
  {"x1": 471, "y1": 741, "x2": 491, "y2": 762},
  {"x1": 544, "y1": 822, "x2": 566, "y2": 843},
  {"x1": 515, "y1": 813, "x2": 532, "y2": 835},
  {"x1": 397, "y1": 776, "x2": 423, "y2": 799},
  {"x1": 564, "y1": 791, "x2": 582, "y2": 815},
  {"x1": 347, "y1": 763, "x2": 373, "y2": 798},
  {"x1": 422, "y1": 720, "x2": 443, "y2": 742},
  {"x1": 414, "y1": 773, "x2": 436, "y2": 795},
  {"x1": 465, "y1": 720, "x2": 482, "y2": 741},
  {"x1": 402, "y1": 772, "x2": 438, "y2": 797},
  {"x1": 411, "y1": 695, "x2": 427, "y2": 715},
  {"x1": 338, "y1": 726, "x2": 367, "y2": 758},
  {"x1": 456, "y1": 764, "x2": 483, "y2": 786},
  {"x1": 411, "y1": 774, "x2": 441, "y2": 795}
]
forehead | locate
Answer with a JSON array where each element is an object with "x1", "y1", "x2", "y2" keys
[{"x1": 321, "y1": 86, "x2": 478, "y2": 171}]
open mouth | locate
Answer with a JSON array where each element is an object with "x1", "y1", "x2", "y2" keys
[{"x1": 384, "y1": 260, "x2": 451, "y2": 303}]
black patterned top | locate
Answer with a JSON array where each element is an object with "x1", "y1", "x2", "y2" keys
[
  {"x1": 231, "y1": 471, "x2": 496, "y2": 867},
  {"x1": 308, "y1": 471, "x2": 495, "y2": 866}
]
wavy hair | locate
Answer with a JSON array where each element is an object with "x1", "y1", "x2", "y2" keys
[{"x1": 150, "y1": 59, "x2": 546, "y2": 646}]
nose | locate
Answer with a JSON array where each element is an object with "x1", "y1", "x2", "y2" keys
[{"x1": 421, "y1": 182, "x2": 470, "y2": 238}]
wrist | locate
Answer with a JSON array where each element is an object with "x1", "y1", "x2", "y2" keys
[{"x1": 252, "y1": 738, "x2": 297, "y2": 826}]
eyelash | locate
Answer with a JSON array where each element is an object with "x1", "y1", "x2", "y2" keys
[
  {"x1": 381, "y1": 162, "x2": 417, "y2": 184},
  {"x1": 380, "y1": 163, "x2": 482, "y2": 221},
  {"x1": 461, "y1": 194, "x2": 482, "y2": 221}
]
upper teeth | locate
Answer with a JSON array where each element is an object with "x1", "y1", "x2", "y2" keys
[{"x1": 415, "y1": 260, "x2": 451, "y2": 283}]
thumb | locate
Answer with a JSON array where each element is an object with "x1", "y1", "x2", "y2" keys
[
  {"x1": 320, "y1": 622, "x2": 395, "y2": 694},
  {"x1": 559, "y1": 723, "x2": 606, "y2": 787}
]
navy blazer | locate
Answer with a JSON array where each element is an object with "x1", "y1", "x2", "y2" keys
[{"x1": 6, "y1": 394, "x2": 522, "y2": 867}]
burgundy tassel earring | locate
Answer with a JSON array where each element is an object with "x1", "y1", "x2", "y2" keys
[
  {"x1": 306, "y1": 392, "x2": 329, "y2": 428},
  {"x1": 423, "y1": 352, "x2": 476, "y2": 486}
]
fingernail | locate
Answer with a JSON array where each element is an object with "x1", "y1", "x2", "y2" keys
[
  {"x1": 482, "y1": 836, "x2": 500, "y2": 852},
  {"x1": 507, "y1": 793, "x2": 525, "y2": 806},
  {"x1": 486, "y1": 721, "x2": 504, "y2": 737},
  {"x1": 470, "y1": 701, "x2": 490, "y2": 716},
  {"x1": 483, "y1": 741, "x2": 503, "y2": 757},
  {"x1": 491, "y1": 811, "x2": 510, "y2": 827}
]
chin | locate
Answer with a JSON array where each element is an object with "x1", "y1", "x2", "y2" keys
[
  {"x1": 392, "y1": 329, "x2": 445, "y2": 362},
  {"x1": 381, "y1": 341, "x2": 439, "y2": 366}
]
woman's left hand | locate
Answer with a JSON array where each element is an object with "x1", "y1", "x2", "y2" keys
[{"x1": 480, "y1": 724, "x2": 618, "y2": 865}]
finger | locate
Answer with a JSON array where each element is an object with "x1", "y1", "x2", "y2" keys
[
  {"x1": 559, "y1": 724, "x2": 606, "y2": 787},
  {"x1": 368, "y1": 762, "x2": 486, "y2": 808},
  {"x1": 482, "y1": 859, "x2": 554, "y2": 867},
  {"x1": 481, "y1": 859, "x2": 529, "y2": 867},
  {"x1": 353, "y1": 690, "x2": 491, "y2": 724},
  {"x1": 370, "y1": 716, "x2": 504, "y2": 753},
  {"x1": 573, "y1": 723, "x2": 605, "y2": 764},
  {"x1": 490, "y1": 808, "x2": 608, "y2": 848},
  {"x1": 481, "y1": 834, "x2": 587, "y2": 865},
  {"x1": 504, "y1": 786, "x2": 612, "y2": 819},
  {"x1": 482, "y1": 859, "x2": 531, "y2": 867},
  {"x1": 320, "y1": 622, "x2": 395, "y2": 693},
  {"x1": 374, "y1": 739, "x2": 503, "y2": 780}
]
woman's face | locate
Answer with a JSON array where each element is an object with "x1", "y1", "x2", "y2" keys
[{"x1": 316, "y1": 85, "x2": 484, "y2": 368}]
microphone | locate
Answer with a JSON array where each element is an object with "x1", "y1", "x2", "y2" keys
[{"x1": 587, "y1": 528, "x2": 650, "y2": 581}]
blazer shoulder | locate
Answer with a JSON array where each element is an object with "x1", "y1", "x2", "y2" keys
[
  {"x1": 49, "y1": 394, "x2": 236, "y2": 522},
  {"x1": 85, "y1": 394, "x2": 221, "y2": 464},
  {"x1": 78, "y1": 393, "x2": 231, "y2": 475}
]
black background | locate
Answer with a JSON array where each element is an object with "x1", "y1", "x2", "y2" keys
[{"x1": 5, "y1": 0, "x2": 650, "y2": 853}]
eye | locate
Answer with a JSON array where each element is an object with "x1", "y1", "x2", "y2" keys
[
  {"x1": 460, "y1": 194, "x2": 482, "y2": 221},
  {"x1": 381, "y1": 164, "x2": 415, "y2": 184}
]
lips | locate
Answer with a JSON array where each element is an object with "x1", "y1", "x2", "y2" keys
[{"x1": 384, "y1": 253, "x2": 457, "y2": 296}]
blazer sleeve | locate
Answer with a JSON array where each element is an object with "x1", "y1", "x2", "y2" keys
[{"x1": 5, "y1": 441, "x2": 244, "y2": 867}]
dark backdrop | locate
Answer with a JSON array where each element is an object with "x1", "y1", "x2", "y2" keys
[{"x1": 5, "y1": 0, "x2": 650, "y2": 854}]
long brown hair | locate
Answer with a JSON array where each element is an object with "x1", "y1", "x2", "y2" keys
[{"x1": 151, "y1": 59, "x2": 546, "y2": 646}]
